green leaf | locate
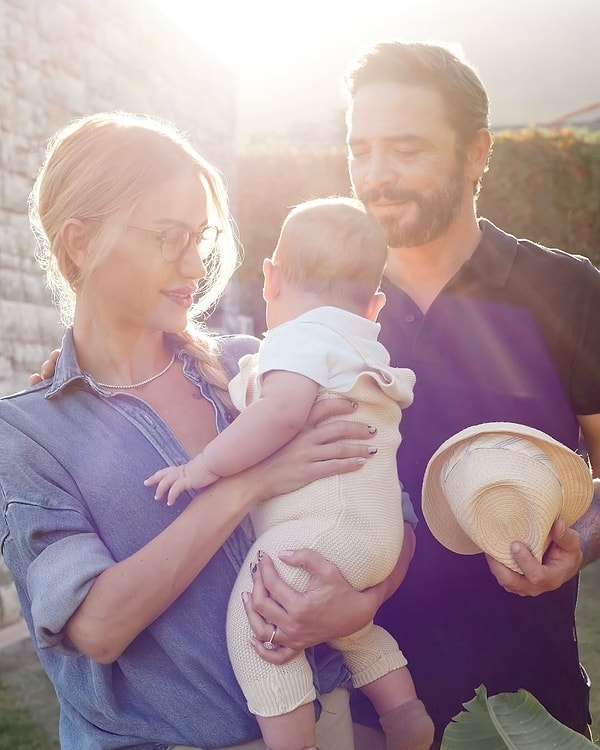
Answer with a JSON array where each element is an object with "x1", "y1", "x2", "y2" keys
[{"x1": 441, "y1": 685, "x2": 595, "y2": 749}]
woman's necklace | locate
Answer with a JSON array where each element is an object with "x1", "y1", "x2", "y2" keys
[{"x1": 95, "y1": 354, "x2": 176, "y2": 390}]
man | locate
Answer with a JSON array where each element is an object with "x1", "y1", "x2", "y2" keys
[{"x1": 343, "y1": 40, "x2": 600, "y2": 746}]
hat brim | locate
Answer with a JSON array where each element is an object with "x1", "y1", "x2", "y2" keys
[{"x1": 421, "y1": 422, "x2": 593, "y2": 568}]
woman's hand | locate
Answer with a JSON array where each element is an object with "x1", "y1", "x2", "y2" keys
[
  {"x1": 243, "y1": 549, "x2": 380, "y2": 664},
  {"x1": 242, "y1": 397, "x2": 376, "y2": 504},
  {"x1": 243, "y1": 523, "x2": 416, "y2": 664},
  {"x1": 29, "y1": 349, "x2": 60, "y2": 386}
]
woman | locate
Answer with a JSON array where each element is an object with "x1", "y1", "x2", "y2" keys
[{"x1": 0, "y1": 113, "x2": 405, "y2": 750}]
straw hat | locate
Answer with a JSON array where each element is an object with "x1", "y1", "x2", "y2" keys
[{"x1": 422, "y1": 422, "x2": 593, "y2": 573}]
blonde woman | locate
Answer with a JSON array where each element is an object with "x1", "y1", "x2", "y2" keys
[{"x1": 0, "y1": 113, "x2": 407, "y2": 750}]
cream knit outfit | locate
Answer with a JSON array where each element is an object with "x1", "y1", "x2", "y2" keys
[{"x1": 226, "y1": 307, "x2": 416, "y2": 718}]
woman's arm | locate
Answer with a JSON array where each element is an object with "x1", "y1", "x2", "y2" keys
[
  {"x1": 65, "y1": 470, "x2": 259, "y2": 663},
  {"x1": 66, "y1": 397, "x2": 375, "y2": 663}
]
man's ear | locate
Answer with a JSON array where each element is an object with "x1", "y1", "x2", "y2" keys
[
  {"x1": 366, "y1": 291, "x2": 386, "y2": 322},
  {"x1": 262, "y1": 257, "x2": 281, "y2": 302},
  {"x1": 465, "y1": 128, "x2": 493, "y2": 183},
  {"x1": 60, "y1": 218, "x2": 91, "y2": 271}
]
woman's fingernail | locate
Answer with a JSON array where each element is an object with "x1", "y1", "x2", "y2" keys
[
  {"x1": 241, "y1": 591, "x2": 249, "y2": 604},
  {"x1": 368, "y1": 446, "x2": 378, "y2": 455},
  {"x1": 250, "y1": 562, "x2": 257, "y2": 575},
  {"x1": 367, "y1": 425, "x2": 377, "y2": 434},
  {"x1": 357, "y1": 458, "x2": 367, "y2": 465}
]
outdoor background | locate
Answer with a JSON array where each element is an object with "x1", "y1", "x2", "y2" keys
[{"x1": 1, "y1": 0, "x2": 599, "y2": 746}]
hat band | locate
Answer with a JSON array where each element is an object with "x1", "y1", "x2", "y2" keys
[{"x1": 441, "y1": 435, "x2": 562, "y2": 487}]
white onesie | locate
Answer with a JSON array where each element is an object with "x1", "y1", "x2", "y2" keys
[{"x1": 226, "y1": 306, "x2": 416, "y2": 717}]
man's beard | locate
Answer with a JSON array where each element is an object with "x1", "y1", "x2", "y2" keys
[{"x1": 358, "y1": 163, "x2": 466, "y2": 247}]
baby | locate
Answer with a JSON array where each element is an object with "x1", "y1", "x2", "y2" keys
[{"x1": 146, "y1": 197, "x2": 434, "y2": 750}]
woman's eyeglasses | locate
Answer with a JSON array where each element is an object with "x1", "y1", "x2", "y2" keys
[
  {"x1": 123, "y1": 224, "x2": 221, "y2": 262},
  {"x1": 84, "y1": 219, "x2": 221, "y2": 262}
]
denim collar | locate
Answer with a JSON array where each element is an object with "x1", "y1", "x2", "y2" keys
[{"x1": 46, "y1": 328, "x2": 187, "y2": 399}]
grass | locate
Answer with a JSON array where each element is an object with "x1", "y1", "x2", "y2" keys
[
  {"x1": 0, "y1": 638, "x2": 59, "y2": 750},
  {"x1": 0, "y1": 563, "x2": 599, "y2": 748},
  {"x1": 577, "y1": 561, "x2": 600, "y2": 744}
]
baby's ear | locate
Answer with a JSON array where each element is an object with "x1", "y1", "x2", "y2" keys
[
  {"x1": 262, "y1": 258, "x2": 281, "y2": 302},
  {"x1": 366, "y1": 291, "x2": 386, "y2": 322}
]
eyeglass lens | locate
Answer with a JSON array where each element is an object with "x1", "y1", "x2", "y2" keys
[{"x1": 161, "y1": 226, "x2": 219, "y2": 262}]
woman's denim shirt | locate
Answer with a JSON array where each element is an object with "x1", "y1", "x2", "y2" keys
[{"x1": 0, "y1": 329, "x2": 349, "y2": 750}]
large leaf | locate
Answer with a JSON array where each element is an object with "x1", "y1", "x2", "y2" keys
[{"x1": 441, "y1": 685, "x2": 595, "y2": 749}]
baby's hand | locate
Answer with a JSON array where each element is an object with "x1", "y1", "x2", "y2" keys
[
  {"x1": 144, "y1": 466, "x2": 190, "y2": 506},
  {"x1": 144, "y1": 454, "x2": 220, "y2": 505}
]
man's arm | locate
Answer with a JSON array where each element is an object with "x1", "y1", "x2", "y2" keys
[
  {"x1": 574, "y1": 413, "x2": 600, "y2": 567},
  {"x1": 29, "y1": 349, "x2": 60, "y2": 385}
]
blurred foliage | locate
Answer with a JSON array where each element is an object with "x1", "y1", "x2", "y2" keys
[
  {"x1": 479, "y1": 129, "x2": 600, "y2": 266},
  {"x1": 234, "y1": 149, "x2": 352, "y2": 329},
  {"x1": 234, "y1": 129, "x2": 600, "y2": 327}
]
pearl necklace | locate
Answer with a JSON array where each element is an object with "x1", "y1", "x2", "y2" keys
[{"x1": 95, "y1": 354, "x2": 176, "y2": 390}]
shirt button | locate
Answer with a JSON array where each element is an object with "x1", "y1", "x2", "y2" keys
[{"x1": 405, "y1": 314, "x2": 416, "y2": 323}]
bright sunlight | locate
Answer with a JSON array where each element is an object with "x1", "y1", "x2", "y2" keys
[
  {"x1": 152, "y1": 0, "x2": 364, "y2": 71},
  {"x1": 149, "y1": 0, "x2": 433, "y2": 140}
]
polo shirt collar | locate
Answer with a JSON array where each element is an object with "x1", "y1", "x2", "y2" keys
[{"x1": 465, "y1": 218, "x2": 519, "y2": 288}]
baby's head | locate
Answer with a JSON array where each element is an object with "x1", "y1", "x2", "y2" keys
[{"x1": 264, "y1": 197, "x2": 388, "y2": 326}]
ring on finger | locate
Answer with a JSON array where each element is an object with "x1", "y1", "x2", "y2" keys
[{"x1": 263, "y1": 625, "x2": 277, "y2": 650}]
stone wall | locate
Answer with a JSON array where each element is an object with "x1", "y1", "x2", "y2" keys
[
  {"x1": 0, "y1": 0, "x2": 236, "y2": 627},
  {"x1": 0, "y1": 0, "x2": 236, "y2": 397}
]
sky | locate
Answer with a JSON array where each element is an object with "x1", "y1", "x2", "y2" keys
[{"x1": 154, "y1": 0, "x2": 600, "y2": 139}]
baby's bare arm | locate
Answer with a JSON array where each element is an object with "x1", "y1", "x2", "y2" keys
[{"x1": 204, "y1": 370, "x2": 319, "y2": 477}]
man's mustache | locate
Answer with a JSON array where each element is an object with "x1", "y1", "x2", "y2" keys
[{"x1": 359, "y1": 186, "x2": 421, "y2": 204}]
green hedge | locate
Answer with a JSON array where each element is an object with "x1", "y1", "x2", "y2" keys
[
  {"x1": 235, "y1": 130, "x2": 600, "y2": 293},
  {"x1": 234, "y1": 149, "x2": 353, "y2": 327},
  {"x1": 479, "y1": 130, "x2": 600, "y2": 266}
]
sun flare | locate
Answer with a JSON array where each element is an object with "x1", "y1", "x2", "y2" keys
[{"x1": 152, "y1": 0, "x2": 359, "y2": 72}]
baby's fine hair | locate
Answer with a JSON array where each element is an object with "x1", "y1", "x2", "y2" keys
[{"x1": 273, "y1": 197, "x2": 388, "y2": 311}]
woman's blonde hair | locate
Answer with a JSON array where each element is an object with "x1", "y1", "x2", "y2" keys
[{"x1": 29, "y1": 111, "x2": 240, "y2": 391}]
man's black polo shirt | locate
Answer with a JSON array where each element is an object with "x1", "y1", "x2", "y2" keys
[{"x1": 355, "y1": 219, "x2": 600, "y2": 741}]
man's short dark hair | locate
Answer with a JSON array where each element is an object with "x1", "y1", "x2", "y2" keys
[{"x1": 344, "y1": 40, "x2": 490, "y2": 148}]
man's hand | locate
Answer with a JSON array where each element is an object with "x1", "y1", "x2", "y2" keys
[
  {"x1": 29, "y1": 349, "x2": 60, "y2": 386},
  {"x1": 486, "y1": 519, "x2": 583, "y2": 596}
]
